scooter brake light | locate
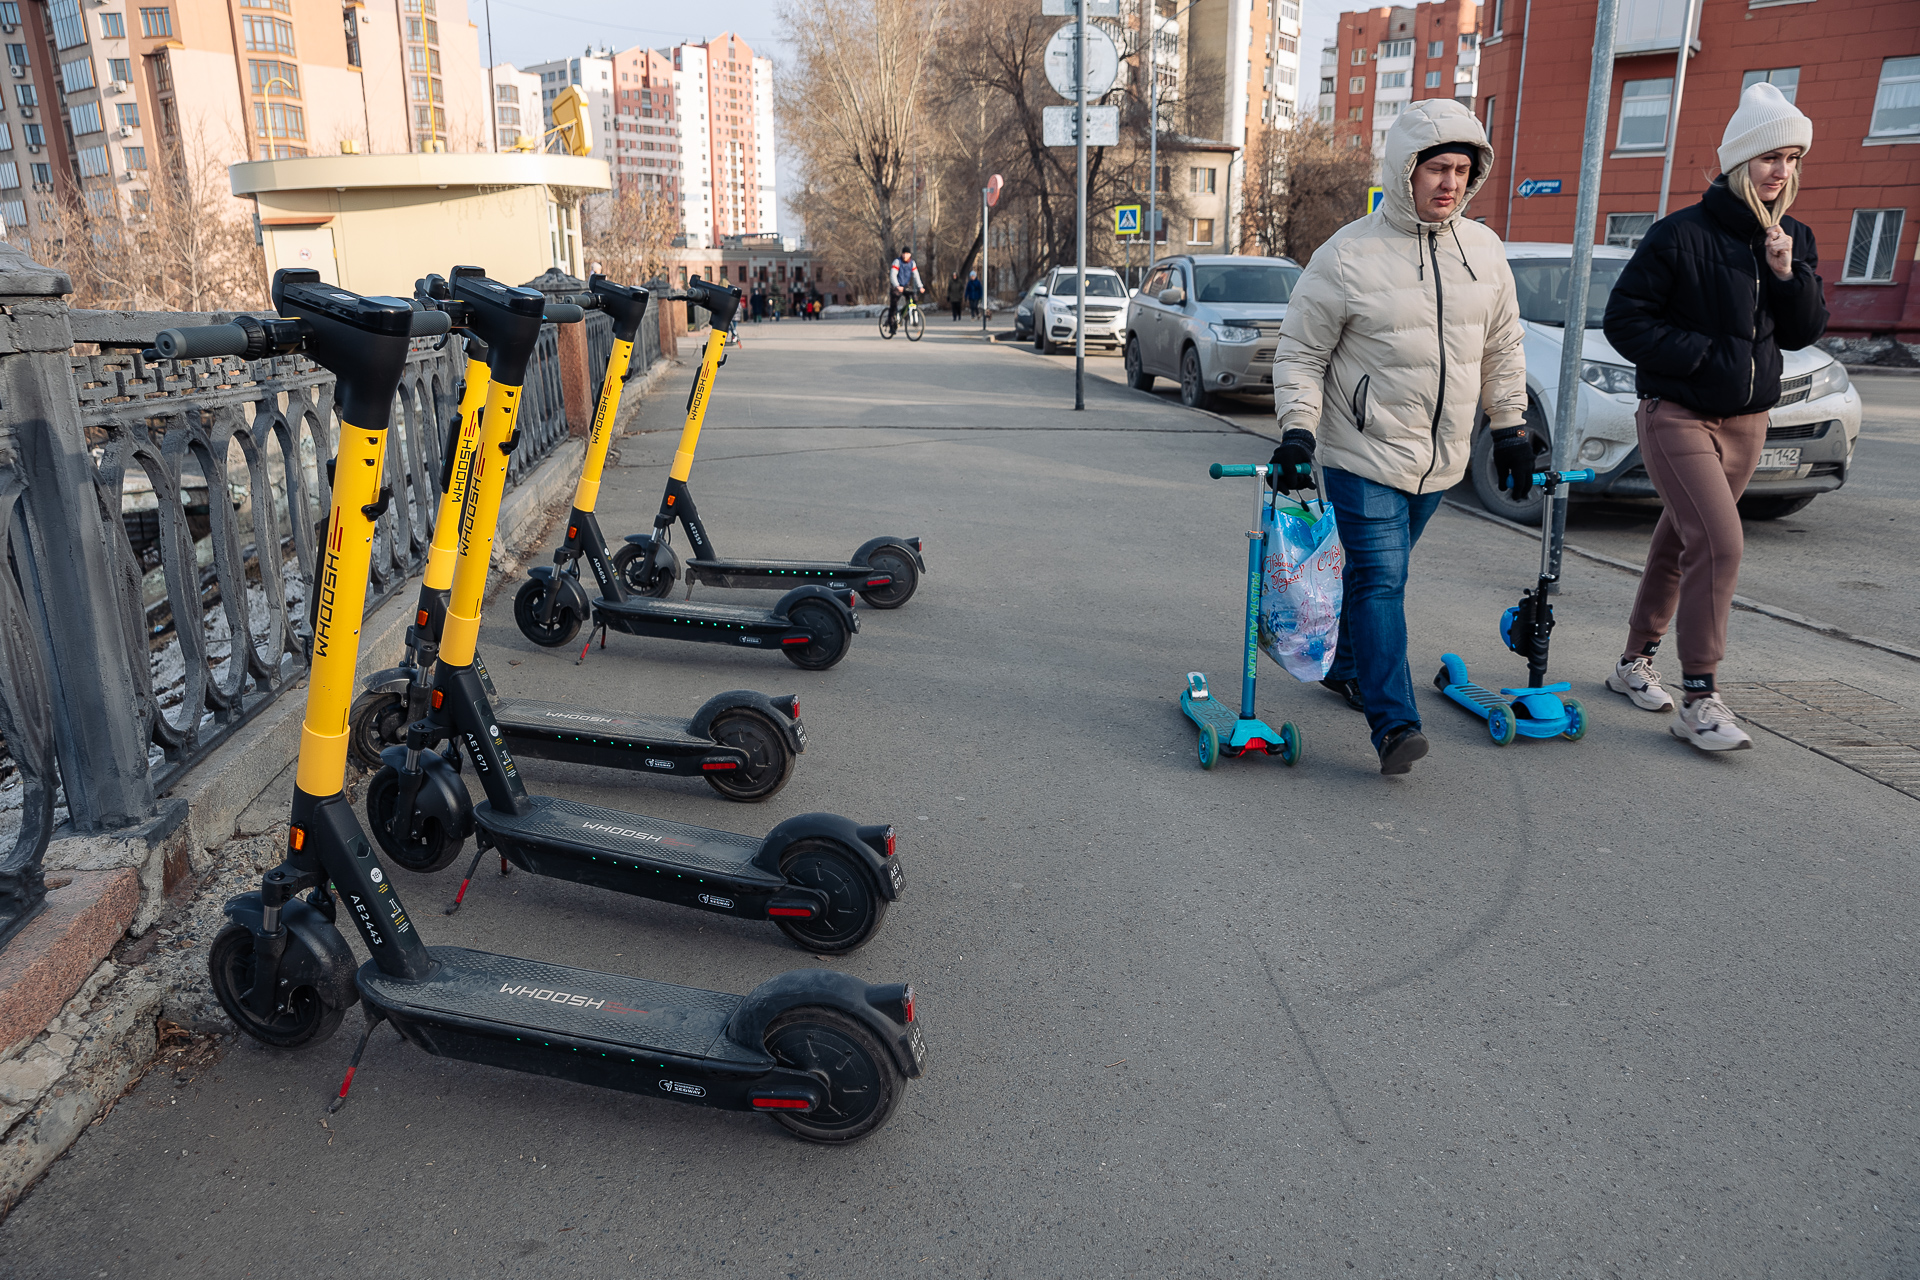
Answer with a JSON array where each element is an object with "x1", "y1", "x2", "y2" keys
[
  {"x1": 751, "y1": 1095, "x2": 813, "y2": 1111},
  {"x1": 902, "y1": 983, "x2": 915, "y2": 1023},
  {"x1": 781, "y1": 635, "x2": 810, "y2": 645},
  {"x1": 701, "y1": 761, "x2": 738, "y2": 771},
  {"x1": 767, "y1": 906, "x2": 812, "y2": 918}
]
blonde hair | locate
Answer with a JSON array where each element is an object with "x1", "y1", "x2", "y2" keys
[{"x1": 1727, "y1": 157, "x2": 1800, "y2": 229}]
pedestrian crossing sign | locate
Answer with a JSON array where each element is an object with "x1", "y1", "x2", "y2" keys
[
  {"x1": 1367, "y1": 186, "x2": 1385, "y2": 214},
  {"x1": 1114, "y1": 205, "x2": 1142, "y2": 236}
]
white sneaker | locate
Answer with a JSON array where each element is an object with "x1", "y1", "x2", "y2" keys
[
  {"x1": 1607, "y1": 655, "x2": 1674, "y2": 711},
  {"x1": 1670, "y1": 694, "x2": 1753, "y2": 752}
]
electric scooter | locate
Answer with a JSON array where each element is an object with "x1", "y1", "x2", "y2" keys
[
  {"x1": 607, "y1": 277, "x2": 926, "y2": 611},
  {"x1": 1179, "y1": 461, "x2": 1304, "y2": 770},
  {"x1": 512, "y1": 277, "x2": 872, "y2": 668},
  {"x1": 347, "y1": 270, "x2": 805, "y2": 803},
  {"x1": 179, "y1": 271, "x2": 923, "y2": 1143},
  {"x1": 1435, "y1": 467, "x2": 1595, "y2": 746},
  {"x1": 365, "y1": 269, "x2": 903, "y2": 953}
]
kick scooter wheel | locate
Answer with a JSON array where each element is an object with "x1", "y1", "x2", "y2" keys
[
  {"x1": 1196, "y1": 723, "x2": 1220, "y2": 770},
  {"x1": 1486, "y1": 703, "x2": 1518, "y2": 746},
  {"x1": 1276, "y1": 722, "x2": 1303, "y2": 767},
  {"x1": 1561, "y1": 697, "x2": 1588, "y2": 742}
]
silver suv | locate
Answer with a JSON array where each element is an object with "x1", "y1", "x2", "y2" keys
[{"x1": 1123, "y1": 254, "x2": 1301, "y2": 410}]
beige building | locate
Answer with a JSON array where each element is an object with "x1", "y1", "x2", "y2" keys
[
  {"x1": 490, "y1": 62, "x2": 539, "y2": 150},
  {"x1": 231, "y1": 150, "x2": 610, "y2": 295}
]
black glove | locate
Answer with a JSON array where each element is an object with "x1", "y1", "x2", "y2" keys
[
  {"x1": 1491, "y1": 426, "x2": 1541, "y2": 500},
  {"x1": 1267, "y1": 429, "x2": 1316, "y2": 493}
]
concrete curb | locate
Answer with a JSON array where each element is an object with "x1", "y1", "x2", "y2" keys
[{"x1": 1440, "y1": 496, "x2": 1920, "y2": 664}]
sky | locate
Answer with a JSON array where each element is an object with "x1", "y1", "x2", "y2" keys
[{"x1": 465, "y1": 0, "x2": 1350, "y2": 236}]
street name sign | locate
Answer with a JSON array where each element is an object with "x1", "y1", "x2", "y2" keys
[
  {"x1": 1043, "y1": 105, "x2": 1120, "y2": 147},
  {"x1": 1517, "y1": 178, "x2": 1564, "y2": 198},
  {"x1": 1044, "y1": 23, "x2": 1119, "y2": 99}
]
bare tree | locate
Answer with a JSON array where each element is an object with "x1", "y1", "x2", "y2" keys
[
  {"x1": 1238, "y1": 121, "x2": 1375, "y2": 263},
  {"x1": 581, "y1": 188, "x2": 682, "y2": 286}
]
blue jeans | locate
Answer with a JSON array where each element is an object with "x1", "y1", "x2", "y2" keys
[{"x1": 1322, "y1": 467, "x2": 1446, "y2": 751}]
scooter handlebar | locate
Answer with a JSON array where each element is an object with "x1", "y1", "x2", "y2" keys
[
  {"x1": 1527, "y1": 467, "x2": 1596, "y2": 486},
  {"x1": 542, "y1": 302, "x2": 586, "y2": 324},
  {"x1": 409, "y1": 309, "x2": 452, "y2": 337},
  {"x1": 153, "y1": 323, "x2": 252, "y2": 360},
  {"x1": 1209, "y1": 463, "x2": 1264, "y2": 478}
]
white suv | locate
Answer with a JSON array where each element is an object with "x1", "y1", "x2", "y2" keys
[{"x1": 1033, "y1": 267, "x2": 1130, "y2": 354}]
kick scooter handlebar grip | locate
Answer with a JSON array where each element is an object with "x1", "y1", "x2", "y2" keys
[
  {"x1": 1527, "y1": 467, "x2": 1596, "y2": 486},
  {"x1": 683, "y1": 275, "x2": 742, "y2": 331},
  {"x1": 1209, "y1": 463, "x2": 1264, "y2": 479},
  {"x1": 542, "y1": 302, "x2": 587, "y2": 324},
  {"x1": 153, "y1": 322, "x2": 253, "y2": 360},
  {"x1": 408, "y1": 308, "x2": 452, "y2": 338}
]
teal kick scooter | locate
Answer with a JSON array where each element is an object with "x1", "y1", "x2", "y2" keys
[
  {"x1": 1435, "y1": 466, "x2": 1596, "y2": 746},
  {"x1": 1180, "y1": 461, "x2": 1304, "y2": 771}
]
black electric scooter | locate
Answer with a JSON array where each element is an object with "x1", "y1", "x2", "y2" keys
[
  {"x1": 608, "y1": 276, "x2": 926, "y2": 611},
  {"x1": 513, "y1": 279, "x2": 864, "y2": 669},
  {"x1": 185, "y1": 272, "x2": 923, "y2": 1143},
  {"x1": 366, "y1": 269, "x2": 904, "y2": 953},
  {"x1": 347, "y1": 271, "x2": 804, "y2": 802}
]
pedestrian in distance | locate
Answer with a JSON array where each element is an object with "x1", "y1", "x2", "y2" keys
[
  {"x1": 1267, "y1": 98, "x2": 1531, "y2": 776},
  {"x1": 1600, "y1": 82, "x2": 1827, "y2": 752},
  {"x1": 947, "y1": 272, "x2": 966, "y2": 321},
  {"x1": 966, "y1": 270, "x2": 983, "y2": 318}
]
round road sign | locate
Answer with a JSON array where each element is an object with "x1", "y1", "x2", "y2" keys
[{"x1": 1044, "y1": 23, "x2": 1119, "y2": 101}]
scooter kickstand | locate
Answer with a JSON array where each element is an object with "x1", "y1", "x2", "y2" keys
[
  {"x1": 446, "y1": 843, "x2": 489, "y2": 915},
  {"x1": 328, "y1": 1011, "x2": 388, "y2": 1114},
  {"x1": 574, "y1": 620, "x2": 608, "y2": 666}
]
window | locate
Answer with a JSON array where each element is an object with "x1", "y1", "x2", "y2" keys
[
  {"x1": 0, "y1": 200, "x2": 23, "y2": 227},
  {"x1": 1320, "y1": 76, "x2": 1334, "y2": 94},
  {"x1": 1493, "y1": 0, "x2": 1507, "y2": 31},
  {"x1": 253, "y1": 100, "x2": 304, "y2": 139},
  {"x1": 1351, "y1": 48, "x2": 1367, "y2": 64},
  {"x1": 23, "y1": 122, "x2": 41, "y2": 146},
  {"x1": 1605, "y1": 212, "x2": 1655, "y2": 247},
  {"x1": 48, "y1": 0, "x2": 84, "y2": 49},
  {"x1": 1317, "y1": 102, "x2": 1333, "y2": 122},
  {"x1": 60, "y1": 57, "x2": 94, "y2": 93},
  {"x1": 1616, "y1": 77, "x2": 1671, "y2": 150},
  {"x1": 1456, "y1": 65, "x2": 1475, "y2": 83},
  {"x1": 99, "y1": 11, "x2": 124, "y2": 38},
  {"x1": 109, "y1": 58, "x2": 131, "y2": 82},
  {"x1": 69, "y1": 100, "x2": 101, "y2": 134},
  {"x1": 1381, "y1": 39, "x2": 1413, "y2": 58},
  {"x1": 0, "y1": 4, "x2": 16, "y2": 28},
  {"x1": 130, "y1": 189, "x2": 147, "y2": 212},
  {"x1": 1349, "y1": 105, "x2": 1364, "y2": 121},
  {"x1": 1741, "y1": 67, "x2": 1799, "y2": 104},
  {"x1": 1868, "y1": 56, "x2": 1920, "y2": 139},
  {"x1": 29, "y1": 160, "x2": 48, "y2": 183},
  {"x1": 1461, "y1": 32, "x2": 1478, "y2": 48},
  {"x1": 1280, "y1": 0, "x2": 1298, "y2": 19},
  {"x1": 1844, "y1": 209, "x2": 1905, "y2": 282},
  {"x1": 1483, "y1": 94, "x2": 1497, "y2": 153},
  {"x1": 250, "y1": 60, "x2": 299, "y2": 97},
  {"x1": 122, "y1": 144, "x2": 143, "y2": 168},
  {"x1": 241, "y1": 0, "x2": 292, "y2": 9},
  {"x1": 138, "y1": 6, "x2": 171, "y2": 37},
  {"x1": 15, "y1": 85, "x2": 35, "y2": 107},
  {"x1": 4, "y1": 44, "x2": 23, "y2": 67},
  {"x1": 1187, "y1": 217, "x2": 1214, "y2": 244},
  {"x1": 0, "y1": 123, "x2": 10, "y2": 149},
  {"x1": 151, "y1": 56, "x2": 169, "y2": 90},
  {"x1": 1350, "y1": 76, "x2": 1365, "y2": 93},
  {"x1": 242, "y1": 16, "x2": 295, "y2": 55},
  {"x1": 1428, "y1": 40, "x2": 1444, "y2": 57},
  {"x1": 0, "y1": 161, "x2": 14, "y2": 187},
  {"x1": 1426, "y1": 70, "x2": 1442, "y2": 87},
  {"x1": 1379, "y1": 100, "x2": 1404, "y2": 117},
  {"x1": 116, "y1": 102, "x2": 137, "y2": 127},
  {"x1": 75, "y1": 144, "x2": 107, "y2": 176},
  {"x1": 1190, "y1": 166, "x2": 1216, "y2": 193},
  {"x1": 1379, "y1": 71, "x2": 1406, "y2": 88}
]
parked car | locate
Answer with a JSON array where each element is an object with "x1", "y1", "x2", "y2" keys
[
  {"x1": 1012, "y1": 280, "x2": 1047, "y2": 341},
  {"x1": 1121, "y1": 254, "x2": 1301, "y2": 411},
  {"x1": 1032, "y1": 266, "x2": 1131, "y2": 355},
  {"x1": 1473, "y1": 242, "x2": 1862, "y2": 522}
]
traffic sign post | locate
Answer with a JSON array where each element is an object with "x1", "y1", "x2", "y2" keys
[{"x1": 982, "y1": 173, "x2": 1002, "y2": 335}]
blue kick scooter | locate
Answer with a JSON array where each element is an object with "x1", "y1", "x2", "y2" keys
[
  {"x1": 1435, "y1": 466, "x2": 1596, "y2": 746},
  {"x1": 1180, "y1": 461, "x2": 1304, "y2": 771}
]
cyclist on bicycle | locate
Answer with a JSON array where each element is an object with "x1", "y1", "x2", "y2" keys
[{"x1": 886, "y1": 248, "x2": 924, "y2": 329}]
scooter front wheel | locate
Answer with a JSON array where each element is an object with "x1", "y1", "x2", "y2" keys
[
  {"x1": 763, "y1": 1006, "x2": 902, "y2": 1143},
  {"x1": 208, "y1": 923, "x2": 348, "y2": 1049},
  {"x1": 775, "y1": 839, "x2": 887, "y2": 953},
  {"x1": 1561, "y1": 697, "x2": 1588, "y2": 741},
  {"x1": 513, "y1": 577, "x2": 582, "y2": 648},
  {"x1": 783, "y1": 601, "x2": 852, "y2": 671},
  {"x1": 366, "y1": 766, "x2": 467, "y2": 873},
  {"x1": 611, "y1": 542, "x2": 677, "y2": 598},
  {"x1": 1487, "y1": 704, "x2": 1518, "y2": 746},
  {"x1": 1197, "y1": 723, "x2": 1220, "y2": 770},
  {"x1": 348, "y1": 691, "x2": 409, "y2": 772},
  {"x1": 1276, "y1": 721, "x2": 1303, "y2": 767},
  {"x1": 705, "y1": 707, "x2": 796, "y2": 802}
]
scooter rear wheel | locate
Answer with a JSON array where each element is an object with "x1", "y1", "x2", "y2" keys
[
  {"x1": 611, "y1": 542, "x2": 677, "y2": 598},
  {"x1": 783, "y1": 601, "x2": 851, "y2": 671},
  {"x1": 1276, "y1": 721, "x2": 1303, "y2": 767},
  {"x1": 775, "y1": 839, "x2": 887, "y2": 953},
  {"x1": 1487, "y1": 704, "x2": 1518, "y2": 746},
  {"x1": 366, "y1": 765, "x2": 466, "y2": 873},
  {"x1": 858, "y1": 546, "x2": 919, "y2": 610},
  {"x1": 208, "y1": 922, "x2": 347, "y2": 1049},
  {"x1": 763, "y1": 1006, "x2": 902, "y2": 1143},
  {"x1": 705, "y1": 707, "x2": 796, "y2": 802},
  {"x1": 1562, "y1": 697, "x2": 1588, "y2": 741},
  {"x1": 1197, "y1": 723, "x2": 1220, "y2": 770},
  {"x1": 513, "y1": 577, "x2": 582, "y2": 648},
  {"x1": 348, "y1": 691, "x2": 409, "y2": 773}
]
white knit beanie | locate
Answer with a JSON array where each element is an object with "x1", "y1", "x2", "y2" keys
[{"x1": 1719, "y1": 82, "x2": 1812, "y2": 173}]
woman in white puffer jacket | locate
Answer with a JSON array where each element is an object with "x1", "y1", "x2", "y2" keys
[{"x1": 1268, "y1": 99, "x2": 1532, "y2": 775}]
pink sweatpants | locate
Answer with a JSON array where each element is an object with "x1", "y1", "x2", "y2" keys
[{"x1": 1623, "y1": 397, "x2": 1770, "y2": 678}]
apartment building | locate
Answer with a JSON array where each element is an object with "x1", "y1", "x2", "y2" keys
[
  {"x1": 1180, "y1": 0, "x2": 1301, "y2": 250},
  {"x1": 1476, "y1": 0, "x2": 1918, "y2": 339},
  {"x1": 489, "y1": 62, "x2": 538, "y2": 149},
  {"x1": 1329, "y1": 0, "x2": 1481, "y2": 163},
  {"x1": 668, "y1": 32, "x2": 774, "y2": 245},
  {"x1": 607, "y1": 45, "x2": 679, "y2": 203}
]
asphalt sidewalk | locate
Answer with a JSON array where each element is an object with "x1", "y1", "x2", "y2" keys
[{"x1": 4, "y1": 320, "x2": 1915, "y2": 1279}]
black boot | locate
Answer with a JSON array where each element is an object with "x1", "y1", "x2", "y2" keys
[
  {"x1": 1377, "y1": 727, "x2": 1429, "y2": 776},
  {"x1": 1321, "y1": 677, "x2": 1365, "y2": 712}
]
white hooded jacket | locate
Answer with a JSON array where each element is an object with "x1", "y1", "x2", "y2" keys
[{"x1": 1270, "y1": 99, "x2": 1527, "y2": 494}]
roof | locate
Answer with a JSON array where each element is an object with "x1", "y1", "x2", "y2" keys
[
  {"x1": 230, "y1": 152, "x2": 611, "y2": 196},
  {"x1": 1504, "y1": 241, "x2": 1635, "y2": 260}
]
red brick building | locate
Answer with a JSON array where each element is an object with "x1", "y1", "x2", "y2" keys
[
  {"x1": 1476, "y1": 0, "x2": 1920, "y2": 339},
  {"x1": 609, "y1": 48, "x2": 683, "y2": 204},
  {"x1": 1327, "y1": 0, "x2": 1484, "y2": 160}
]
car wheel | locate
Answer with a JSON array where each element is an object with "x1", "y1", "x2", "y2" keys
[
  {"x1": 1179, "y1": 346, "x2": 1214, "y2": 411},
  {"x1": 1468, "y1": 400, "x2": 1552, "y2": 525},
  {"x1": 1125, "y1": 338, "x2": 1155, "y2": 391}
]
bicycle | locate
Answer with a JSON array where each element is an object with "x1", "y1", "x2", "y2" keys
[{"x1": 879, "y1": 291, "x2": 925, "y2": 342}]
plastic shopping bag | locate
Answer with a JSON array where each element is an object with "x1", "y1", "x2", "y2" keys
[{"x1": 1258, "y1": 496, "x2": 1344, "y2": 682}]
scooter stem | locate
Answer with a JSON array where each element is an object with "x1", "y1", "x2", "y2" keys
[{"x1": 1240, "y1": 465, "x2": 1270, "y2": 721}]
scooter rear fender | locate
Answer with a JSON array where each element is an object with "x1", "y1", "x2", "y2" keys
[
  {"x1": 377, "y1": 746, "x2": 475, "y2": 840},
  {"x1": 724, "y1": 968, "x2": 926, "y2": 1080},
  {"x1": 756, "y1": 812, "x2": 899, "y2": 901},
  {"x1": 687, "y1": 690, "x2": 806, "y2": 755},
  {"x1": 852, "y1": 535, "x2": 927, "y2": 574},
  {"x1": 362, "y1": 665, "x2": 415, "y2": 697},
  {"x1": 221, "y1": 892, "x2": 360, "y2": 1014},
  {"x1": 773, "y1": 584, "x2": 857, "y2": 627},
  {"x1": 526, "y1": 565, "x2": 591, "y2": 623}
]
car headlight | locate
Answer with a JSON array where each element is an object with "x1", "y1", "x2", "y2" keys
[
  {"x1": 1209, "y1": 322, "x2": 1260, "y2": 344},
  {"x1": 1806, "y1": 359, "x2": 1850, "y2": 402},
  {"x1": 1579, "y1": 360, "x2": 1637, "y2": 395}
]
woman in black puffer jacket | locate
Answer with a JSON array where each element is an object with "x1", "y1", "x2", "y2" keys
[{"x1": 1601, "y1": 81, "x2": 1828, "y2": 754}]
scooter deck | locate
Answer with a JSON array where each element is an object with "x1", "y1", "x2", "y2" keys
[
  {"x1": 1182, "y1": 691, "x2": 1244, "y2": 738},
  {"x1": 476, "y1": 793, "x2": 783, "y2": 895},
  {"x1": 595, "y1": 594, "x2": 857, "y2": 644},
  {"x1": 686, "y1": 557, "x2": 892, "y2": 590},
  {"x1": 492, "y1": 698, "x2": 739, "y2": 775}
]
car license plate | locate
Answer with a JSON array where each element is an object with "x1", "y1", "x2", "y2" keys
[{"x1": 1756, "y1": 447, "x2": 1801, "y2": 471}]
